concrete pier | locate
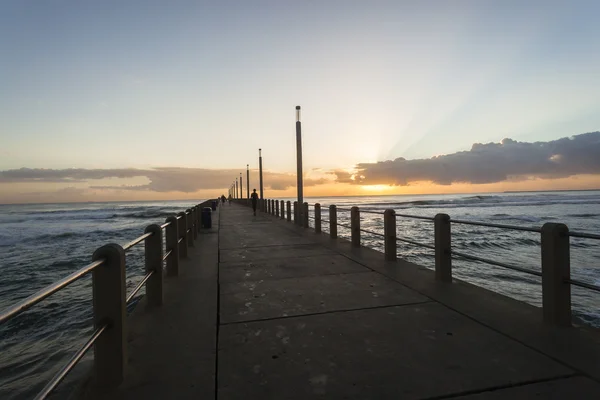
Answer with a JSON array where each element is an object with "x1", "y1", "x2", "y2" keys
[{"x1": 83, "y1": 203, "x2": 600, "y2": 399}]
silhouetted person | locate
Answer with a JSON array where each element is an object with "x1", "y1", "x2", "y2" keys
[
  {"x1": 251, "y1": 189, "x2": 259, "y2": 216},
  {"x1": 228, "y1": 194, "x2": 232, "y2": 205}
]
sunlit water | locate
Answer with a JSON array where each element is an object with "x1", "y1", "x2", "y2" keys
[{"x1": 1, "y1": 192, "x2": 599, "y2": 398}]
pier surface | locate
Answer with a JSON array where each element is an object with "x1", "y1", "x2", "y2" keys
[{"x1": 84, "y1": 203, "x2": 600, "y2": 399}]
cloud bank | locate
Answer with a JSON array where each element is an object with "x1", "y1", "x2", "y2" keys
[
  {"x1": 334, "y1": 132, "x2": 600, "y2": 186},
  {"x1": 0, "y1": 167, "x2": 326, "y2": 192}
]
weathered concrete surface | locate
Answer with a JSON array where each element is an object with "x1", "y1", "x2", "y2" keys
[
  {"x1": 218, "y1": 203, "x2": 600, "y2": 399},
  {"x1": 82, "y1": 208, "x2": 219, "y2": 399}
]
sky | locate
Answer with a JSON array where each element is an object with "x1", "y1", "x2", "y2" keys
[{"x1": 1, "y1": 0, "x2": 600, "y2": 203}]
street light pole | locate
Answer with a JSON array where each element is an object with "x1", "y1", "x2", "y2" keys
[
  {"x1": 246, "y1": 164, "x2": 250, "y2": 198},
  {"x1": 240, "y1": 173, "x2": 243, "y2": 201},
  {"x1": 295, "y1": 106, "x2": 304, "y2": 225},
  {"x1": 259, "y1": 148, "x2": 264, "y2": 200}
]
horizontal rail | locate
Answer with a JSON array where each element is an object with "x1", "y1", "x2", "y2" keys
[
  {"x1": 360, "y1": 210, "x2": 385, "y2": 215},
  {"x1": 568, "y1": 231, "x2": 600, "y2": 240},
  {"x1": 160, "y1": 222, "x2": 171, "y2": 229},
  {"x1": 35, "y1": 324, "x2": 108, "y2": 400},
  {"x1": 308, "y1": 216, "x2": 315, "y2": 220},
  {"x1": 186, "y1": 228, "x2": 191, "y2": 233},
  {"x1": 451, "y1": 250, "x2": 542, "y2": 277},
  {"x1": 163, "y1": 249, "x2": 173, "y2": 261},
  {"x1": 335, "y1": 207, "x2": 352, "y2": 212},
  {"x1": 450, "y1": 218, "x2": 541, "y2": 233},
  {"x1": 177, "y1": 237, "x2": 184, "y2": 244},
  {"x1": 359, "y1": 228, "x2": 385, "y2": 237},
  {"x1": 0, "y1": 259, "x2": 106, "y2": 325},
  {"x1": 321, "y1": 219, "x2": 330, "y2": 224},
  {"x1": 122, "y1": 232, "x2": 153, "y2": 251},
  {"x1": 176, "y1": 215, "x2": 182, "y2": 220},
  {"x1": 337, "y1": 222, "x2": 352, "y2": 229},
  {"x1": 126, "y1": 270, "x2": 155, "y2": 304},
  {"x1": 565, "y1": 278, "x2": 600, "y2": 293},
  {"x1": 395, "y1": 213, "x2": 435, "y2": 221},
  {"x1": 396, "y1": 237, "x2": 435, "y2": 250}
]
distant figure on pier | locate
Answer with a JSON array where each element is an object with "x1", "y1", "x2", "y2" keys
[
  {"x1": 221, "y1": 195, "x2": 226, "y2": 204},
  {"x1": 251, "y1": 189, "x2": 259, "y2": 216},
  {"x1": 228, "y1": 194, "x2": 232, "y2": 205}
]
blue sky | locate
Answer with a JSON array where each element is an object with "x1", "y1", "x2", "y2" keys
[{"x1": 1, "y1": 1, "x2": 600, "y2": 201}]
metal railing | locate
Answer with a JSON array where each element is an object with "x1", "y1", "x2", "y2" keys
[
  {"x1": 256, "y1": 199, "x2": 599, "y2": 328},
  {"x1": 0, "y1": 200, "x2": 216, "y2": 399}
]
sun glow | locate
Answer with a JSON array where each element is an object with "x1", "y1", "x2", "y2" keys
[{"x1": 361, "y1": 184, "x2": 392, "y2": 192}]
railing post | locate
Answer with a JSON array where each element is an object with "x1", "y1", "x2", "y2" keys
[
  {"x1": 267, "y1": 199, "x2": 270, "y2": 214},
  {"x1": 314, "y1": 203, "x2": 321, "y2": 233},
  {"x1": 351, "y1": 206, "x2": 360, "y2": 247},
  {"x1": 177, "y1": 212, "x2": 188, "y2": 258},
  {"x1": 280, "y1": 200, "x2": 285, "y2": 219},
  {"x1": 276, "y1": 199, "x2": 279, "y2": 217},
  {"x1": 192, "y1": 207, "x2": 198, "y2": 240},
  {"x1": 144, "y1": 224, "x2": 163, "y2": 307},
  {"x1": 196, "y1": 205, "x2": 202, "y2": 233},
  {"x1": 92, "y1": 243, "x2": 126, "y2": 387},
  {"x1": 384, "y1": 209, "x2": 396, "y2": 261},
  {"x1": 329, "y1": 205, "x2": 337, "y2": 238},
  {"x1": 293, "y1": 201, "x2": 298, "y2": 224},
  {"x1": 541, "y1": 223, "x2": 571, "y2": 326},
  {"x1": 272, "y1": 200, "x2": 275, "y2": 216},
  {"x1": 286, "y1": 201, "x2": 291, "y2": 221},
  {"x1": 303, "y1": 202, "x2": 309, "y2": 228},
  {"x1": 434, "y1": 213, "x2": 452, "y2": 282},
  {"x1": 186, "y1": 209, "x2": 194, "y2": 247},
  {"x1": 165, "y1": 216, "x2": 179, "y2": 276}
]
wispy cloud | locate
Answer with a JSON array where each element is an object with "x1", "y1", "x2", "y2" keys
[{"x1": 334, "y1": 132, "x2": 600, "y2": 186}]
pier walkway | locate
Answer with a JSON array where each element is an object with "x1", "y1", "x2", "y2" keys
[{"x1": 84, "y1": 203, "x2": 600, "y2": 399}]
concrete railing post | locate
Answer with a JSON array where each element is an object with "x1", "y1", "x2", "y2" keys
[
  {"x1": 92, "y1": 243, "x2": 126, "y2": 387},
  {"x1": 144, "y1": 224, "x2": 163, "y2": 307},
  {"x1": 177, "y1": 212, "x2": 188, "y2": 258},
  {"x1": 276, "y1": 199, "x2": 279, "y2": 217},
  {"x1": 303, "y1": 202, "x2": 309, "y2": 228},
  {"x1": 196, "y1": 205, "x2": 201, "y2": 233},
  {"x1": 329, "y1": 205, "x2": 337, "y2": 238},
  {"x1": 272, "y1": 200, "x2": 275, "y2": 216},
  {"x1": 186, "y1": 209, "x2": 194, "y2": 247},
  {"x1": 351, "y1": 206, "x2": 360, "y2": 247},
  {"x1": 293, "y1": 201, "x2": 298, "y2": 224},
  {"x1": 314, "y1": 203, "x2": 321, "y2": 233},
  {"x1": 384, "y1": 209, "x2": 396, "y2": 261},
  {"x1": 280, "y1": 200, "x2": 285, "y2": 219},
  {"x1": 267, "y1": 199, "x2": 270, "y2": 214},
  {"x1": 192, "y1": 207, "x2": 198, "y2": 240},
  {"x1": 434, "y1": 213, "x2": 452, "y2": 282},
  {"x1": 165, "y1": 216, "x2": 179, "y2": 276},
  {"x1": 286, "y1": 201, "x2": 291, "y2": 221},
  {"x1": 541, "y1": 223, "x2": 571, "y2": 326}
]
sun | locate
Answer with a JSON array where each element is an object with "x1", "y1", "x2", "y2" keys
[{"x1": 361, "y1": 184, "x2": 391, "y2": 193}]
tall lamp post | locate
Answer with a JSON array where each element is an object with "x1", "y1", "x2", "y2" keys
[
  {"x1": 295, "y1": 106, "x2": 304, "y2": 225},
  {"x1": 246, "y1": 164, "x2": 250, "y2": 198},
  {"x1": 240, "y1": 172, "x2": 243, "y2": 201},
  {"x1": 259, "y1": 148, "x2": 264, "y2": 200}
]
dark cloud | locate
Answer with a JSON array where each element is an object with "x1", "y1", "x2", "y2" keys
[
  {"x1": 0, "y1": 167, "x2": 326, "y2": 192},
  {"x1": 337, "y1": 132, "x2": 600, "y2": 186}
]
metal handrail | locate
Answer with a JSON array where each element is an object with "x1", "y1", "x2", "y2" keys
[
  {"x1": 451, "y1": 249, "x2": 542, "y2": 277},
  {"x1": 177, "y1": 237, "x2": 184, "y2": 244},
  {"x1": 450, "y1": 218, "x2": 541, "y2": 233},
  {"x1": 0, "y1": 259, "x2": 106, "y2": 325},
  {"x1": 568, "y1": 231, "x2": 600, "y2": 240},
  {"x1": 35, "y1": 324, "x2": 108, "y2": 400},
  {"x1": 163, "y1": 249, "x2": 173, "y2": 261},
  {"x1": 565, "y1": 278, "x2": 600, "y2": 293},
  {"x1": 396, "y1": 213, "x2": 435, "y2": 221},
  {"x1": 160, "y1": 221, "x2": 171, "y2": 229},
  {"x1": 336, "y1": 207, "x2": 352, "y2": 212},
  {"x1": 359, "y1": 228, "x2": 384, "y2": 237},
  {"x1": 360, "y1": 210, "x2": 385, "y2": 215},
  {"x1": 396, "y1": 237, "x2": 435, "y2": 250},
  {"x1": 127, "y1": 270, "x2": 155, "y2": 304},
  {"x1": 337, "y1": 222, "x2": 352, "y2": 229},
  {"x1": 321, "y1": 219, "x2": 330, "y2": 224},
  {"x1": 122, "y1": 232, "x2": 153, "y2": 251}
]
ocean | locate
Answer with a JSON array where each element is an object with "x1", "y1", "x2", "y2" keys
[{"x1": 1, "y1": 192, "x2": 599, "y2": 398}]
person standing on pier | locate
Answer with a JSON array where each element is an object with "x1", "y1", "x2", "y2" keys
[
  {"x1": 251, "y1": 188, "x2": 259, "y2": 216},
  {"x1": 228, "y1": 193, "x2": 232, "y2": 205}
]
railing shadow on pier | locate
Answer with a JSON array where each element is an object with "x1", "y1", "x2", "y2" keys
[
  {"x1": 238, "y1": 197, "x2": 600, "y2": 329},
  {"x1": 0, "y1": 200, "x2": 217, "y2": 399}
]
